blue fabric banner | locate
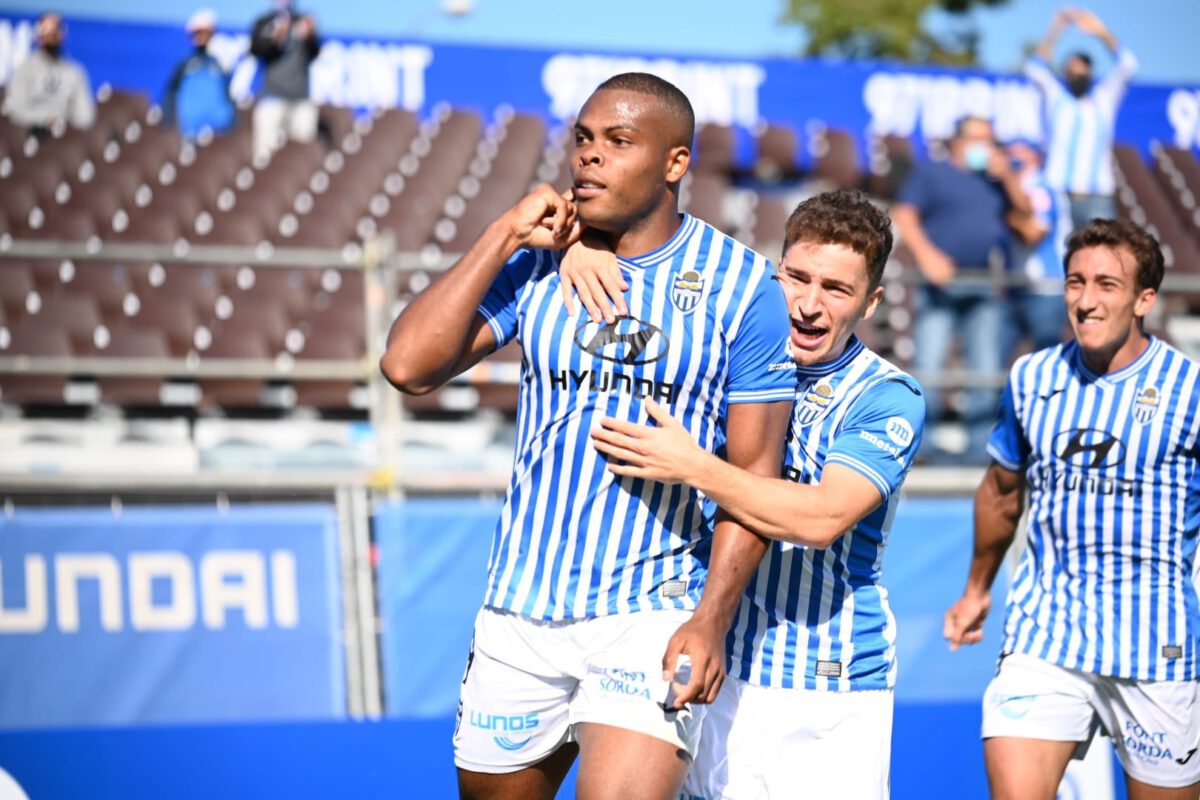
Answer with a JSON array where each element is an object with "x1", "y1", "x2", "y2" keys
[
  {"x1": 0, "y1": 504, "x2": 345, "y2": 728},
  {"x1": 0, "y1": 14, "x2": 1197, "y2": 158}
]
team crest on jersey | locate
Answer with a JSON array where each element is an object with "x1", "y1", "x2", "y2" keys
[
  {"x1": 1132, "y1": 386, "x2": 1160, "y2": 424},
  {"x1": 671, "y1": 270, "x2": 704, "y2": 313},
  {"x1": 795, "y1": 380, "x2": 835, "y2": 425}
]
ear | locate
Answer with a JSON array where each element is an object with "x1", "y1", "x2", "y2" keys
[
  {"x1": 861, "y1": 285, "x2": 885, "y2": 321},
  {"x1": 1133, "y1": 286, "x2": 1157, "y2": 320},
  {"x1": 665, "y1": 145, "x2": 690, "y2": 184}
]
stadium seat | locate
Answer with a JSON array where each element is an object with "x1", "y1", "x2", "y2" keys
[
  {"x1": 33, "y1": 291, "x2": 104, "y2": 353},
  {"x1": 0, "y1": 262, "x2": 35, "y2": 318},
  {"x1": 749, "y1": 193, "x2": 791, "y2": 258},
  {"x1": 754, "y1": 123, "x2": 800, "y2": 182},
  {"x1": 812, "y1": 127, "x2": 862, "y2": 189},
  {"x1": 94, "y1": 87, "x2": 150, "y2": 137},
  {"x1": 0, "y1": 318, "x2": 72, "y2": 405},
  {"x1": 291, "y1": 331, "x2": 362, "y2": 410},
  {"x1": 96, "y1": 325, "x2": 171, "y2": 406},
  {"x1": 64, "y1": 260, "x2": 132, "y2": 318},
  {"x1": 681, "y1": 171, "x2": 730, "y2": 230},
  {"x1": 126, "y1": 294, "x2": 200, "y2": 357},
  {"x1": 196, "y1": 326, "x2": 274, "y2": 409},
  {"x1": 695, "y1": 123, "x2": 736, "y2": 174}
]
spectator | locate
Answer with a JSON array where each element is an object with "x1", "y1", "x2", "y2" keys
[
  {"x1": 1004, "y1": 141, "x2": 1071, "y2": 354},
  {"x1": 892, "y1": 116, "x2": 1031, "y2": 465},
  {"x1": 1026, "y1": 7, "x2": 1136, "y2": 229},
  {"x1": 250, "y1": 0, "x2": 320, "y2": 162},
  {"x1": 2, "y1": 12, "x2": 95, "y2": 136},
  {"x1": 162, "y1": 9, "x2": 235, "y2": 139}
]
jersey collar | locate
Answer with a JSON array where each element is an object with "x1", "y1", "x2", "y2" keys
[
  {"x1": 795, "y1": 334, "x2": 864, "y2": 378},
  {"x1": 1072, "y1": 335, "x2": 1160, "y2": 385},
  {"x1": 615, "y1": 214, "x2": 696, "y2": 270}
]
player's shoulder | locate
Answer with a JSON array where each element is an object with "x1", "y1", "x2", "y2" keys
[
  {"x1": 844, "y1": 345, "x2": 925, "y2": 417},
  {"x1": 689, "y1": 215, "x2": 774, "y2": 278},
  {"x1": 1154, "y1": 337, "x2": 1200, "y2": 371},
  {"x1": 1010, "y1": 342, "x2": 1073, "y2": 386}
]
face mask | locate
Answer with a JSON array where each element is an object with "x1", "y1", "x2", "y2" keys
[
  {"x1": 1066, "y1": 75, "x2": 1092, "y2": 97},
  {"x1": 964, "y1": 142, "x2": 991, "y2": 172}
]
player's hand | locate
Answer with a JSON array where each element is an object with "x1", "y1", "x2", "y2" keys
[
  {"x1": 592, "y1": 398, "x2": 702, "y2": 485},
  {"x1": 943, "y1": 590, "x2": 991, "y2": 651},
  {"x1": 560, "y1": 236, "x2": 628, "y2": 323},
  {"x1": 509, "y1": 185, "x2": 581, "y2": 251},
  {"x1": 1071, "y1": 8, "x2": 1108, "y2": 36},
  {"x1": 919, "y1": 249, "x2": 957, "y2": 287},
  {"x1": 661, "y1": 614, "x2": 726, "y2": 707}
]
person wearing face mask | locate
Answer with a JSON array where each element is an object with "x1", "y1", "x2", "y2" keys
[
  {"x1": 2, "y1": 11, "x2": 95, "y2": 136},
  {"x1": 162, "y1": 9, "x2": 236, "y2": 139},
  {"x1": 1025, "y1": 7, "x2": 1137, "y2": 230},
  {"x1": 893, "y1": 116, "x2": 1031, "y2": 465},
  {"x1": 249, "y1": 0, "x2": 321, "y2": 162}
]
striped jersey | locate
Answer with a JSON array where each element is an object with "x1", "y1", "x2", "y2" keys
[
  {"x1": 477, "y1": 214, "x2": 795, "y2": 621},
  {"x1": 989, "y1": 337, "x2": 1200, "y2": 681},
  {"x1": 1012, "y1": 170, "x2": 1071, "y2": 292},
  {"x1": 728, "y1": 336, "x2": 926, "y2": 691},
  {"x1": 1024, "y1": 49, "x2": 1137, "y2": 196}
]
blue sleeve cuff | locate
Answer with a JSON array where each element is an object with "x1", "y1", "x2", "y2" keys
[{"x1": 825, "y1": 452, "x2": 892, "y2": 501}]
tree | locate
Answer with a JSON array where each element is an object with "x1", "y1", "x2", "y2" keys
[{"x1": 782, "y1": 0, "x2": 1010, "y2": 65}]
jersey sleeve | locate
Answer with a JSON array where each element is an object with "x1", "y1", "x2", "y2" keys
[
  {"x1": 1095, "y1": 47, "x2": 1138, "y2": 105},
  {"x1": 986, "y1": 376, "x2": 1030, "y2": 471},
  {"x1": 896, "y1": 164, "x2": 930, "y2": 213},
  {"x1": 1023, "y1": 56, "x2": 1064, "y2": 102},
  {"x1": 725, "y1": 275, "x2": 797, "y2": 404},
  {"x1": 825, "y1": 377, "x2": 926, "y2": 501},
  {"x1": 476, "y1": 248, "x2": 541, "y2": 349}
]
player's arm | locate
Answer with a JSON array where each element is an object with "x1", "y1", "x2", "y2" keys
[
  {"x1": 659, "y1": 399, "x2": 791, "y2": 706},
  {"x1": 594, "y1": 397, "x2": 902, "y2": 548},
  {"x1": 379, "y1": 185, "x2": 578, "y2": 394},
  {"x1": 943, "y1": 462, "x2": 1026, "y2": 650},
  {"x1": 1034, "y1": 8, "x2": 1069, "y2": 62}
]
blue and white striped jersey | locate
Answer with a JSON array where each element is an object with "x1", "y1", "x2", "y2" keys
[
  {"x1": 728, "y1": 336, "x2": 926, "y2": 691},
  {"x1": 1012, "y1": 171, "x2": 1071, "y2": 292},
  {"x1": 1024, "y1": 49, "x2": 1137, "y2": 196},
  {"x1": 477, "y1": 214, "x2": 796, "y2": 621},
  {"x1": 989, "y1": 337, "x2": 1200, "y2": 681}
]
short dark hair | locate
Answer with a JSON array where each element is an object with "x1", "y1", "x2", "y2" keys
[
  {"x1": 594, "y1": 72, "x2": 695, "y2": 148},
  {"x1": 953, "y1": 114, "x2": 992, "y2": 140},
  {"x1": 782, "y1": 188, "x2": 893, "y2": 289},
  {"x1": 1064, "y1": 218, "x2": 1165, "y2": 292},
  {"x1": 1065, "y1": 51, "x2": 1094, "y2": 69}
]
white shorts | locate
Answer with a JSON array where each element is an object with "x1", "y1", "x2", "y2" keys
[
  {"x1": 682, "y1": 675, "x2": 894, "y2": 799},
  {"x1": 453, "y1": 606, "x2": 703, "y2": 774},
  {"x1": 982, "y1": 652, "x2": 1200, "y2": 789}
]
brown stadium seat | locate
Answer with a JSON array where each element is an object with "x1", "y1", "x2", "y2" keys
[
  {"x1": 192, "y1": 211, "x2": 266, "y2": 247},
  {"x1": 292, "y1": 332, "x2": 362, "y2": 409},
  {"x1": 682, "y1": 171, "x2": 729, "y2": 230},
  {"x1": 1113, "y1": 145, "x2": 1200, "y2": 273},
  {"x1": 60, "y1": 181, "x2": 125, "y2": 226},
  {"x1": 65, "y1": 260, "x2": 131, "y2": 318},
  {"x1": 34, "y1": 291, "x2": 103, "y2": 353},
  {"x1": 0, "y1": 116, "x2": 29, "y2": 154},
  {"x1": 475, "y1": 342, "x2": 521, "y2": 415},
  {"x1": 299, "y1": 301, "x2": 367, "y2": 352},
  {"x1": 33, "y1": 134, "x2": 90, "y2": 176},
  {"x1": 128, "y1": 294, "x2": 199, "y2": 356},
  {"x1": 695, "y1": 124, "x2": 735, "y2": 174},
  {"x1": 95, "y1": 89, "x2": 150, "y2": 136},
  {"x1": 0, "y1": 182, "x2": 39, "y2": 225},
  {"x1": 76, "y1": 160, "x2": 144, "y2": 207},
  {"x1": 32, "y1": 206, "x2": 99, "y2": 241},
  {"x1": 111, "y1": 207, "x2": 183, "y2": 244},
  {"x1": 750, "y1": 194, "x2": 791, "y2": 258},
  {"x1": 5, "y1": 158, "x2": 66, "y2": 201},
  {"x1": 367, "y1": 108, "x2": 419, "y2": 155},
  {"x1": 0, "y1": 318, "x2": 72, "y2": 405},
  {"x1": 813, "y1": 127, "x2": 862, "y2": 189},
  {"x1": 163, "y1": 162, "x2": 227, "y2": 210},
  {"x1": 120, "y1": 126, "x2": 182, "y2": 178},
  {"x1": 219, "y1": 306, "x2": 291, "y2": 352},
  {"x1": 235, "y1": 267, "x2": 312, "y2": 317},
  {"x1": 96, "y1": 325, "x2": 171, "y2": 406},
  {"x1": 259, "y1": 140, "x2": 324, "y2": 195},
  {"x1": 0, "y1": 262, "x2": 35, "y2": 318},
  {"x1": 319, "y1": 106, "x2": 356, "y2": 149},
  {"x1": 754, "y1": 123, "x2": 800, "y2": 182},
  {"x1": 148, "y1": 264, "x2": 225, "y2": 319},
  {"x1": 197, "y1": 327, "x2": 273, "y2": 409}
]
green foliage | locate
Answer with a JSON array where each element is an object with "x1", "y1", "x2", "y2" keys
[{"x1": 783, "y1": 0, "x2": 1010, "y2": 64}]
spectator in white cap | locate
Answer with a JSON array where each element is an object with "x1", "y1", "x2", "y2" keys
[
  {"x1": 2, "y1": 12, "x2": 95, "y2": 136},
  {"x1": 162, "y1": 8, "x2": 235, "y2": 139}
]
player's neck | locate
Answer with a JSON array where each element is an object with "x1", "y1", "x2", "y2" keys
[
  {"x1": 596, "y1": 204, "x2": 683, "y2": 260},
  {"x1": 1080, "y1": 328, "x2": 1151, "y2": 376}
]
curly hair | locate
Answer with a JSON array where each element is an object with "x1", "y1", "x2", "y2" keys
[
  {"x1": 1064, "y1": 218, "x2": 1165, "y2": 292},
  {"x1": 782, "y1": 188, "x2": 894, "y2": 289}
]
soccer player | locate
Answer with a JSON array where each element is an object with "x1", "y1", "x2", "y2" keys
[
  {"x1": 944, "y1": 219, "x2": 1200, "y2": 799},
  {"x1": 581, "y1": 189, "x2": 926, "y2": 798},
  {"x1": 379, "y1": 73, "x2": 795, "y2": 800}
]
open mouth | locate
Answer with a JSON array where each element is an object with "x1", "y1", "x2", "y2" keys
[
  {"x1": 573, "y1": 176, "x2": 606, "y2": 199},
  {"x1": 791, "y1": 319, "x2": 828, "y2": 349}
]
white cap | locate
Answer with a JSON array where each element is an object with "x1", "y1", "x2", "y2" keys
[{"x1": 186, "y1": 8, "x2": 217, "y2": 32}]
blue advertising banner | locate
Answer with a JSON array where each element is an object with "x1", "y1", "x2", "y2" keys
[
  {"x1": 1, "y1": 13, "x2": 1197, "y2": 160},
  {"x1": 0, "y1": 504, "x2": 345, "y2": 728}
]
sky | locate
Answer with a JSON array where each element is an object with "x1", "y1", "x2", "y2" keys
[{"x1": 1, "y1": 0, "x2": 1196, "y2": 84}]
